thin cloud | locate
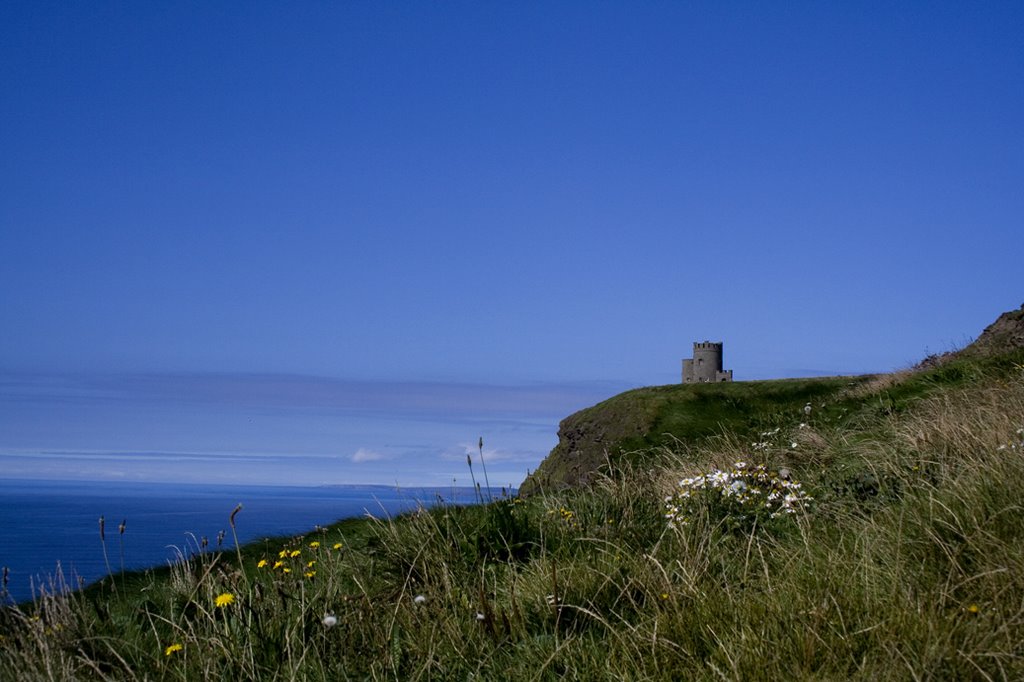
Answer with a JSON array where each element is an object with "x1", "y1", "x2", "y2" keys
[
  {"x1": 0, "y1": 373, "x2": 601, "y2": 486},
  {"x1": 0, "y1": 370, "x2": 626, "y2": 420},
  {"x1": 441, "y1": 442, "x2": 538, "y2": 464},
  {"x1": 351, "y1": 448, "x2": 389, "y2": 463}
]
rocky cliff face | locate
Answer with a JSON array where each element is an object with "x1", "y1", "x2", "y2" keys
[
  {"x1": 916, "y1": 304, "x2": 1024, "y2": 370},
  {"x1": 518, "y1": 390, "x2": 659, "y2": 495},
  {"x1": 965, "y1": 303, "x2": 1024, "y2": 355}
]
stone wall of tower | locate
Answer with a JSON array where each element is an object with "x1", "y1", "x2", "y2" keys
[
  {"x1": 682, "y1": 341, "x2": 732, "y2": 383},
  {"x1": 691, "y1": 341, "x2": 723, "y2": 382},
  {"x1": 682, "y1": 358, "x2": 694, "y2": 383}
]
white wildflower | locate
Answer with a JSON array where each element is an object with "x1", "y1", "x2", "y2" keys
[
  {"x1": 322, "y1": 614, "x2": 338, "y2": 627},
  {"x1": 665, "y1": 458, "x2": 812, "y2": 531}
]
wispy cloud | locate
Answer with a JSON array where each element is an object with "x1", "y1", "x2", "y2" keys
[
  {"x1": 0, "y1": 371, "x2": 627, "y2": 486},
  {"x1": 350, "y1": 448, "x2": 389, "y2": 463},
  {"x1": 441, "y1": 441, "x2": 537, "y2": 465},
  {"x1": 0, "y1": 449, "x2": 404, "y2": 486},
  {"x1": 0, "y1": 371, "x2": 626, "y2": 420}
]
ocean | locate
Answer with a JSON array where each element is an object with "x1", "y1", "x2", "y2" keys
[{"x1": 0, "y1": 478, "x2": 487, "y2": 605}]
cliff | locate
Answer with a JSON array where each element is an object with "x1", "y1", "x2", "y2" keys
[
  {"x1": 964, "y1": 303, "x2": 1024, "y2": 356},
  {"x1": 520, "y1": 303, "x2": 1024, "y2": 496},
  {"x1": 518, "y1": 376, "x2": 860, "y2": 495}
]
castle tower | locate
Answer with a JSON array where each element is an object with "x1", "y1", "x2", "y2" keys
[{"x1": 682, "y1": 341, "x2": 733, "y2": 383}]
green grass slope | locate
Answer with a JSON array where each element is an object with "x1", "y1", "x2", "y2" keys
[{"x1": 519, "y1": 375, "x2": 871, "y2": 495}]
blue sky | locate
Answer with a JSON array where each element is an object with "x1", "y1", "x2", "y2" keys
[{"x1": 1, "y1": 2, "x2": 1021, "y2": 486}]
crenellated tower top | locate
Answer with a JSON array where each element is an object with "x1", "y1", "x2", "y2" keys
[{"x1": 682, "y1": 341, "x2": 733, "y2": 384}]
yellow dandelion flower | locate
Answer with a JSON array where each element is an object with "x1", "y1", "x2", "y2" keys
[
  {"x1": 283, "y1": 567, "x2": 292, "y2": 573},
  {"x1": 164, "y1": 643, "x2": 183, "y2": 656},
  {"x1": 278, "y1": 549, "x2": 288, "y2": 559},
  {"x1": 256, "y1": 559, "x2": 268, "y2": 568},
  {"x1": 305, "y1": 570, "x2": 316, "y2": 578},
  {"x1": 306, "y1": 560, "x2": 316, "y2": 568},
  {"x1": 273, "y1": 560, "x2": 284, "y2": 570},
  {"x1": 214, "y1": 593, "x2": 235, "y2": 608},
  {"x1": 660, "y1": 593, "x2": 669, "y2": 601},
  {"x1": 309, "y1": 541, "x2": 320, "y2": 548},
  {"x1": 967, "y1": 604, "x2": 981, "y2": 614},
  {"x1": 332, "y1": 542, "x2": 343, "y2": 550},
  {"x1": 289, "y1": 550, "x2": 301, "y2": 558}
]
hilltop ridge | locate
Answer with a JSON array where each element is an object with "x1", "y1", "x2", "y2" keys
[
  {"x1": 519, "y1": 376, "x2": 860, "y2": 494},
  {"x1": 521, "y1": 304, "x2": 1024, "y2": 495}
]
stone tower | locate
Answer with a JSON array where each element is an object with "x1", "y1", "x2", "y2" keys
[{"x1": 682, "y1": 341, "x2": 733, "y2": 383}]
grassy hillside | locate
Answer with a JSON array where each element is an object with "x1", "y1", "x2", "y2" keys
[
  {"x1": 522, "y1": 306, "x2": 1024, "y2": 495},
  {"x1": 2, "y1": 347, "x2": 1024, "y2": 680},
  {"x1": 519, "y1": 375, "x2": 870, "y2": 494}
]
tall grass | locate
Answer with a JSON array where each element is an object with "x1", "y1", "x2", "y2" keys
[{"x1": 2, "y1": 358, "x2": 1023, "y2": 680}]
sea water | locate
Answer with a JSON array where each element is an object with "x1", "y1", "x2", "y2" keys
[{"x1": 0, "y1": 478, "x2": 488, "y2": 604}]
